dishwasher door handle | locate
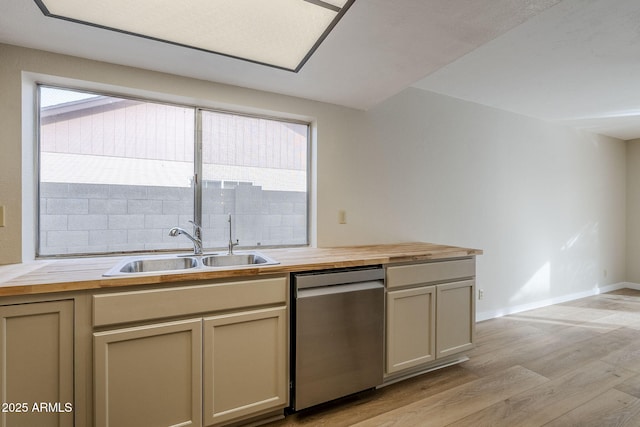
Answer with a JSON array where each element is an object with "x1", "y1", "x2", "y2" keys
[
  {"x1": 294, "y1": 268, "x2": 385, "y2": 290},
  {"x1": 296, "y1": 280, "x2": 384, "y2": 298}
]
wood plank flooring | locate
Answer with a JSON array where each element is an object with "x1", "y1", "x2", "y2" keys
[{"x1": 268, "y1": 288, "x2": 640, "y2": 426}]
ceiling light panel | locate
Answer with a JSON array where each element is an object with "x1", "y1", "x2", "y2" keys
[{"x1": 34, "y1": 0, "x2": 355, "y2": 71}]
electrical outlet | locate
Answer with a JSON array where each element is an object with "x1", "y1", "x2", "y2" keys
[
  {"x1": 338, "y1": 210, "x2": 347, "y2": 224},
  {"x1": 478, "y1": 289, "x2": 484, "y2": 300}
]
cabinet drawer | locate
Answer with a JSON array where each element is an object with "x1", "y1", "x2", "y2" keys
[
  {"x1": 93, "y1": 276, "x2": 287, "y2": 327},
  {"x1": 386, "y1": 258, "x2": 475, "y2": 289}
]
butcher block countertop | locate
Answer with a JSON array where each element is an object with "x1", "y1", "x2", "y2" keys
[{"x1": 0, "y1": 242, "x2": 482, "y2": 297}]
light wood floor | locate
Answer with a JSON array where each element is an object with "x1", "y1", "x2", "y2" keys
[{"x1": 268, "y1": 288, "x2": 640, "y2": 426}]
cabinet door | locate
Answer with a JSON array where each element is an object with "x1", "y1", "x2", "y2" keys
[
  {"x1": 385, "y1": 286, "x2": 435, "y2": 375},
  {"x1": 203, "y1": 306, "x2": 287, "y2": 426},
  {"x1": 94, "y1": 319, "x2": 202, "y2": 427},
  {"x1": 436, "y1": 280, "x2": 475, "y2": 358},
  {"x1": 0, "y1": 300, "x2": 74, "y2": 427}
]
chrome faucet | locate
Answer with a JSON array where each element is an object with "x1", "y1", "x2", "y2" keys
[
  {"x1": 169, "y1": 220, "x2": 203, "y2": 255},
  {"x1": 227, "y1": 214, "x2": 239, "y2": 255}
]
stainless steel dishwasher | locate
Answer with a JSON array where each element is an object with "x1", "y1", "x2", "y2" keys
[{"x1": 290, "y1": 266, "x2": 384, "y2": 411}]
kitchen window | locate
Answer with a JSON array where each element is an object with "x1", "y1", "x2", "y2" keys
[{"x1": 37, "y1": 85, "x2": 309, "y2": 257}]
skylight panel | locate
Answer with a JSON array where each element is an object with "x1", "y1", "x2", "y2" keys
[{"x1": 34, "y1": 0, "x2": 355, "y2": 71}]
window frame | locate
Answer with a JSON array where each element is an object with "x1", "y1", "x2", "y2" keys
[{"x1": 36, "y1": 83, "x2": 311, "y2": 258}]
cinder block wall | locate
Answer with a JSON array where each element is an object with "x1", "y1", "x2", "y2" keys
[{"x1": 39, "y1": 181, "x2": 306, "y2": 255}]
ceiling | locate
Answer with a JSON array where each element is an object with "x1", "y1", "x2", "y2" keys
[
  {"x1": 1, "y1": 0, "x2": 639, "y2": 140},
  {"x1": 413, "y1": 0, "x2": 640, "y2": 141}
]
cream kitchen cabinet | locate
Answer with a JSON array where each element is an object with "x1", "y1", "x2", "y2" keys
[
  {"x1": 0, "y1": 300, "x2": 74, "y2": 427},
  {"x1": 436, "y1": 279, "x2": 475, "y2": 358},
  {"x1": 203, "y1": 306, "x2": 287, "y2": 426},
  {"x1": 94, "y1": 319, "x2": 203, "y2": 427},
  {"x1": 385, "y1": 285, "x2": 436, "y2": 374},
  {"x1": 92, "y1": 275, "x2": 288, "y2": 427},
  {"x1": 385, "y1": 257, "x2": 475, "y2": 380}
]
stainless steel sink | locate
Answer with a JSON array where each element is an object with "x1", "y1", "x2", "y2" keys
[
  {"x1": 201, "y1": 253, "x2": 273, "y2": 267},
  {"x1": 103, "y1": 251, "x2": 278, "y2": 276},
  {"x1": 118, "y1": 256, "x2": 199, "y2": 274}
]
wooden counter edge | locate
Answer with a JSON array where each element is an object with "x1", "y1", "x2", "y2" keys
[{"x1": 0, "y1": 243, "x2": 483, "y2": 297}]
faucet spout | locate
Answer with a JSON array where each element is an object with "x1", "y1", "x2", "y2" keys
[
  {"x1": 227, "y1": 214, "x2": 239, "y2": 255},
  {"x1": 169, "y1": 224, "x2": 203, "y2": 255}
]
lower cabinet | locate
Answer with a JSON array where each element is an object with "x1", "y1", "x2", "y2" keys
[
  {"x1": 385, "y1": 258, "x2": 476, "y2": 378},
  {"x1": 0, "y1": 300, "x2": 74, "y2": 427},
  {"x1": 94, "y1": 319, "x2": 203, "y2": 427},
  {"x1": 436, "y1": 280, "x2": 475, "y2": 358},
  {"x1": 385, "y1": 286, "x2": 435, "y2": 374},
  {"x1": 92, "y1": 276, "x2": 289, "y2": 427},
  {"x1": 203, "y1": 306, "x2": 287, "y2": 426}
]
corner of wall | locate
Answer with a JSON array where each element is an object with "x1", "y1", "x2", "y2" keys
[{"x1": 626, "y1": 139, "x2": 640, "y2": 282}]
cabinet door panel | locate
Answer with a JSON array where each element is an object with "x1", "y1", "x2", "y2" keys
[
  {"x1": 436, "y1": 280, "x2": 475, "y2": 358},
  {"x1": 94, "y1": 319, "x2": 202, "y2": 427},
  {"x1": 203, "y1": 306, "x2": 287, "y2": 426},
  {"x1": 0, "y1": 300, "x2": 74, "y2": 427},
  {"x1": 386, "y1": 286, "x2": 435, "y2": 374}
]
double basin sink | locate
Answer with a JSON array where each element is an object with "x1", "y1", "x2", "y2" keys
[{"x1": 103, "y1": 252, "x2": 278, "y2": 277}]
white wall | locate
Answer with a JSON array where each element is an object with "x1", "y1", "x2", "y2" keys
[
  {"x1": 0, "y1": 43, "x2": 628, "y2": 320},
  {"x1": 336, "y1": 88, "x2": 627, "y2": 318},
  {"x1": 627, "y1": 139, "x2": 640, "y2": 283}
]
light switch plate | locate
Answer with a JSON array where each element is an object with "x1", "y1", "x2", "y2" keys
[{"x1": 0, "y1": 206, "x2": 4, "y2": 227}]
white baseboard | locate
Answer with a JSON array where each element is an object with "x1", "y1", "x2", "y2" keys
[
  {"x1": 624, "y1": 282, "x2": 640, "y2": 290},
  {"x1": 476, "y1": 282, "x2": 633, "y2": 322}
]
